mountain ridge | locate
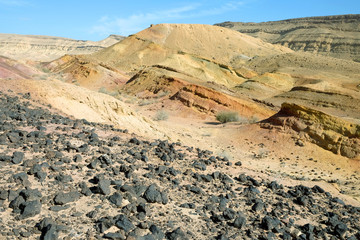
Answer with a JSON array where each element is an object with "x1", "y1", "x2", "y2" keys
[
  {"x1": 0, "y1": 33, "x2": 125, "y2": 61},
  {"x1": 215, "y1": 14, "x2": 360, "y2": 61}
]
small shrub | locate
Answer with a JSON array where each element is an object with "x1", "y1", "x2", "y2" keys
[
  {"x1": 98, "y1": 87, "x2": 120, "y2": 97},
  {"x1": 253, "y1": 148, "x2": 269, "y2": 159},
  {"x1": 248, "y1": 116, "x2": 260, "y2": 123},
  {"x1": 41, "y1": 67, "x2": 51, "y2": 73},
  {"x1": 154, "y1": 110, "x2": 169, "y2": 121},
  {"x1": 217, "y1": 150, "x2": 232, "y2": 161},
  {"x1": 98, "y1": 87, "x2": 108, "y2": 94},
  {"x1": 138, "y1": 99, "x2": 155, "y2": 106},
  {"x1": 156, "y1": 91, "x2": 170, "y2": 98},
  {"x1": 216, "y1": 111, "x2": 240, "y2": 123}
]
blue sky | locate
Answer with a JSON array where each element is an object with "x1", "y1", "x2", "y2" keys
[{"x1": 0, "y1": 0, "x2": 359, "y2": 41}]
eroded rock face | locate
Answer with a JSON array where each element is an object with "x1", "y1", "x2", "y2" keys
[
  {"x1": 263, "y1": 102, "x2": 360, "y2": 159},
  {"x1": 216, "y1": 14, "x2": 360, "y2": 62},
  {"x1": 0, "y1": 33, "x2": 124, "y2": 61}
]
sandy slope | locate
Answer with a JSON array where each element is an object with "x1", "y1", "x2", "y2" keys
[{"x1": 90, "y1": 24, "x2": 291, "y2": 72}]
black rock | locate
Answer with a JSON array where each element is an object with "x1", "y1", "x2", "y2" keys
[
  {"x1": 233, "y1": 213, "x2": 246, "y2": 229},
  {"x1": 12, "y1": 151, "x2": 24, "y2": 164},
  {"x1": 268, "y1": 181, "x2": 282, "y2": 191},
  {"x1": 261, "y1": 216, "x2": 280, "y2": 231},
  {"x1": 9, "y1": 195, "x2": 25, "y2": 213},
  {"x1": 13, "y1": 172, "x2": 29, "y2": 184},
  {"x1": 143, "y1": 185, "x2": 162, "y2": 203},
  {"x1": 8, "y1": 189, "x2": 21, "y2": 202},
  {"x1": 179, "y1": 203, "x2": 196, "y2": 209},
  {"x1": 244, "y1": 186, "x2": 260, "y2": 195},
  {"x1": 149, "y1": 224, "x2": 165, "y2": 239},
  {"x1": 73, "y1": 154, "x2": 82, "y2": 163},
  {"x1": 302, "y1": 223, "x2": 314, "y2": 234},
  {"x1": 312, "y1": 185, "x2": 325, "y2": 193},
  {"x1": 98, "y1": 154, "x2": 113, "y2": 166},
  {"x1": 79, "y1": 182, "x2": 92, "y2": 196},
  {"x1": 108, "y1": 192, "x2": 123, "y2": 207},
  {"x1": 96, "y1": 216, "x2": 115, "y2": 233},
  {"x1": 35, "y1": 171, "x2": 47, "y2": 182},
  {"x1": 40, "y1": 224, "x2": 58, "y2": 240},
  {"x1": 36, "y1": 218, "x2": 55, "y2": 231},
  {"x1": 217, "y1": 234, "x2": 229, "y2": 240},
  {"x1": 235, "y1": 161, "x2": 242, "y2": 166},
  {"x1": 0, "y1": 189, "x2": 8, "y2": 200},
  {"x1": 161, "y1": 192, "x2": 168, "y2": 204},
  {"x1": 0, "y1": 154, "x2": 11, "y2": 161},
  {"x1": 223, "y1": 208, "x2": 236, "y2": 220},
  {"x1": 20, "y1": 188, "x2": 42, "y2": 201},
  {"x1": 237, "y1": 174, "x2": 247, "y2": 182},
  {"x1": 86, "y1": 210, "x2": 98, "y2": 219},
  {"x1": 115, "y1": 214, "x2": 135, "y2": 233},
  {"x1": 54, "y1": 191, "x2": 80, "y2": 205},
  {"x1": 137, "y1": 203, "x2": 151, "y2": 215},
  {"x1": 187, "y1": 185, "x2": 203, "y2": 195},
  {"x1": 103, "y1": 232, "x2": 125, "y2": 240},
  {"x1": 332, "y1": 197, "x2": 345, "y2": 205},
  {"x1": 334, "y1": 223, "x2": 347, "y2": 237},
  {"x1": 96, "y1": 179, "x2": 111, "y2": 195},
  {"x1": 166, "y1": 227, "x2": 188, "y2": 240},
  {"x1": 296, "y1": 196, "x2": 309, "y2": 206},
  {"x1": 20, "y1": 200, "x2": 42, "y2": 218},
  {"x1": 253, "y1": 202, "x2": 265, "y2": 212},
  {"x1": 247, "y1": 176, "x2": 261, "y2": 186},
  {"x1": 55, "y1": 174, "x2": 73, "y2": 183},
  {"x1": 129, "y1": 137, "x2": 142, "y2": 145}
]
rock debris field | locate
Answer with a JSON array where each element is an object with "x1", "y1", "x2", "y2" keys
[{"x1": 0, "y1": 90, "x2": 359, "y2": 240}]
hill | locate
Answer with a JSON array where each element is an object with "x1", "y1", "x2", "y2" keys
[
  {"x1": 215, "y1": 14, "x2": 360, "y2": 62},
  {"x1": 0, "y1": 33, "x2": 124, "y2": 61}
]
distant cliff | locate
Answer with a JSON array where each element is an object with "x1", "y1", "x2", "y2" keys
[
  {"x1": 215, "y1": 14, "x2": 360, "y2": 62},
  {"x1": 0, "y1": 34, "x2": 124, "y2": 61}
]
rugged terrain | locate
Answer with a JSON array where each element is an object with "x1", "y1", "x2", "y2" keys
[
  {"x1": 0, "y1": 34, "x2": 124, "y2": 61},
  {"x1": 0, "y1": 89, "x2": 359, "y2": 240},
  {"x1": 215, "y1": 14, "x2": 360, "y2": 62}
]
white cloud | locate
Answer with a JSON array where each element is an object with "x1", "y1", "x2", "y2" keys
[{"x1": 90, "y1": 1, "x2": 246, "y2": 37}]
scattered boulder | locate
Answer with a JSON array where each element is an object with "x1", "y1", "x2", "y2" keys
[
  {"x1": 12, "y1": 151, "x2": 24, "y2": 164},
  {"x1": 20, "y1": 200, "x2": 42, "y2": 219},
  {"x1": 54, "y1": 191, "x2": 80, "y2": 205}
]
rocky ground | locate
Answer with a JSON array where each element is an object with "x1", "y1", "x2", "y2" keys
[{"x1": 0, "y1": 90, "x2": 359, "y2": 240}]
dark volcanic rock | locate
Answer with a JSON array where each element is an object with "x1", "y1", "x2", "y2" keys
[
  {"x1": 233, "y1": 213, "x2": 246, "y2": 229},
  {"x1": 261, "y1": 216, "x2": 280, "y2": 231},
  {"x1": 143, "y1": 184, "x2": 167, "y2": 204},
  {"x1": 93, "y1": 179, "x2": 111, "y2": 195},
  {"x1": 20, "y1": 200, "x2": 41, "y2": 218},
  {"x1": 9, "y1": 195, "x2": 25, "y2": 213},
  {"x1": 114, "y1": 214, "x2": 135, "y2": 233},
  {"x1": 54, "y1": 191, "x2": 80, "y2": 205},
  {"x1": 108, "y1": 192, "x2": 123, "y2": 207},
  {"x1": 12, "y1": 151, "x2": 24, "y2": 164},
  {"x1": 334, "y1": 222, "x2": 348, "y2": 237},
  {"x1": 0, "y1": 91, "x2": 359, "y2": 240},
  {"x1": 166, "y1": 227, "x2": 188, "y2": 240},
  {"x1": 40, "y1": 224, "x2": 58, "y2": 240},
  {"x1": 103, "y1": 232, "x2": 125, "y2": 240}
]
